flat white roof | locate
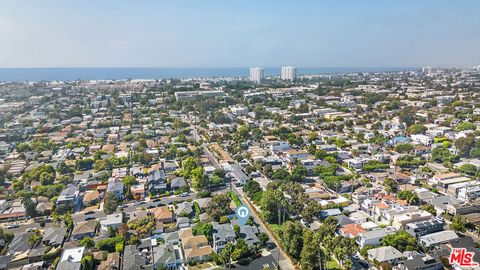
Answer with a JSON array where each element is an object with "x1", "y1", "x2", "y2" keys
[{"x1": 60, "y1": 247, "x2": 85, "y2": 262}]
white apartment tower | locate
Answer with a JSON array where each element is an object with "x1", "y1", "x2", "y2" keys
[
  {"x1": 422, "y1": 66, "x2": 433, "y2": 74},
  {"x1": 281, "y1": 66, "x2": 297, "y2": 81},
  {"x1": 249, "y1": 67, "x2": 264, "y2": 83}
]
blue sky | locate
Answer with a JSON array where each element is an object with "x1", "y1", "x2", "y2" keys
[{"x1": 0, "y1": 0, "x2": 479, "y2": 68}]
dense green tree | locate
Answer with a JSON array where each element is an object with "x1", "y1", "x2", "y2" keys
[
  {"x1": 383, "y1": 178, "x2": 397, "y2": 193},
  {"x1": 210, "y1": 175, "x2": 223, "y2": 186},
  {"x1": 283, "y1": 182, "x2": 308, "y2": 217},
  {"x1": 272, "y1": 168, "x2": 290, "y2": 181},
  {"x1": 450, "y1": 216, "x2": 467, "y2": 232},
  {"x1": 16, "y1": 142, "x2": 32, "y2": 152},
  {"x1": 104, "y1": 192, "x2": 119, "y2": 214},
  {"x1": 397, "y1": 191, "x2": 419, "y2": 205},
  {"x1": 219, "y1": 242, "x2": 235, "y2": 270},
  {"x1": 470, "y1": 148, "x2": 480, "y2": 158},
  {"x1": 122, "y1": 175, "x2": 137, "y2": 189},
  {"x1": 77, "y1": 159, "x2": 94, "y2": 170},
  {"x1": 456, "y1": 122, "x2": 476, "y2": 131},
  {"x1": 131, "y1": 151, "x2": 152, "y2": 165},
  {"x1": 243, "y1": 179, "x2": 262, "y2": 198},
  {"x1": 28, "y1": 230, "x2": 42, "y2": 247},
  {"x1": 57, "y1": 161, "x2": 73, "y2": 175},
  {"x1": 79, "y1": 237, "x2": 95, "y2": 248},
  {"x1": 291, "y1": 166, "x2": 308, "y2": 182},
  {"x1": 396, "y1": 155, "x2": 426, "y2": 168},
  {"x1": 212, "y1": 168, "x2": 226, "y2": 178},
  {"x1": 277, "y1": 221, "x2": 304, "y2": 260},
  {"x1": 399, "y1": 107, "x2": 416, "y2": 127},
  {"x1": 420, "y1": 204, "x2": 437, "y2": 216},
  {"x1": 193, "y1": 222, "x2": 213, "y2": 242},
  {"x1": 362, "y1": 160, "x2": 389, "y2": 172},
  {"x1": 455, "y1": 136, "x2": 476, "y2": 157},
  {"x1": 231, "y1": 238, "x2": 250, "y2": 261},
  {"x1": 431, "y1": 146, "x2": 459, "y2": 164},
  {"x1": 191, "y1": 167, "x2": 209, "y2": 190},
  {"x1": 22, "y1": 195, "x2": 37, "y2": 218},
  {"x1": 382, "y1": 231, "x2": 419, "y2": 252},
  {"x1": 302, "y1": 200, "x2": 321, "y2": 224},
  {"x1": 22, "y1": 165, "x2": 55, "y2": 183},
  {"x1": 260, "y1": 187, "x2": 280, "y2": 224},
  {"x1": 407, "y1": 124, "x2": 427, "y2": 135},
  {"x1": 395, "y1": 143, "x2": 414, "y2": 153},
  {"x1": 206, "y1": 193, "x2": 232, "y2": 221},
  {"x1": 313, "y1": 164, "x2": 335, "y2": 176},
  {"x1": 300, "y1": 229, "x2": 320, "y2": 270},
  {"x1": 95, "y1": 236, "x2": 124, "y2": 252},
  {"x1": 182, "y1": 157, "x2": 198, "y2": 178},
  {"x1": 458, "y1": 164, "x2": 478, "y2": 176},
  {"x1": 258, "y1": 232, "x2": 269, "y2": 247}
]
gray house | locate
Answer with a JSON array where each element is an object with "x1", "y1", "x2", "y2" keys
[
  {"x1": 170, "y1": 177, "x2": 187, "y2": 191},
  {"x1": 419, "y1": 230, "x2": 459, "y2": 247},
  {"x1": 367, "y1": 246, "x2": 405, "y2": 265},
  {"x1": 405, "y1": 218, "x2": 444, "y2": 238},
  {"x1": 71, "y1": 220, "x2": 97, "y2": 241},
  {"x1": 212, "y1": 222, "x2": 236, "y2": 253},
  {"x1": 42, "y1": 227, "x2": 67, "y2": 247},
  {"x1": 123, "y1": 245, "x2": 151, "y2": 270},
  {"x1": 402, "y1": 254, "x2": 443, "y2": 270},
  {"x1": 239, "y1": 226, "x2": 260, "y2": 247},
  {"x1": 153, "y1": 243, "x2": 182, "y2": 269},
  {"x1": 174, "y1": 202, "x2": 194, "y2": 217},
  {"x1": 107, "y1": 181, "x2": 124, "y2": 200},
  {"x1": 56, "y1": 185, "x2": 81, "y2": 208}
]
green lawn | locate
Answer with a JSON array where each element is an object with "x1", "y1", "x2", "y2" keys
[
  {"x1": 188, "y1": 262, "x2": 219, "y2": 270},
  {"x1": 326, "y1": 259, "x2": 340, "y2": 270},
  {"x1": 230, "y1": 191, "x2": 242, "y2": 207}
]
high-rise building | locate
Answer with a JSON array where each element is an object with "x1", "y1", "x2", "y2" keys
[
  {"x1": 249, "y1": 67, "x2": 264, "y2": 83},
  {"x1": 422, "y1": 66, "x2": 433, "y2": 74},
  {"x1": 281, "y1": 66, "x2": 297, "y2": 81}
]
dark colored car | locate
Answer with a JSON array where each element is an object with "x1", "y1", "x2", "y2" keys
[
  {"x1": 359, "y1": 261, "x2": 370, "y2": 268},
  {"x1": 266, "y1": 242, "x2": 276, "y2": 250}
]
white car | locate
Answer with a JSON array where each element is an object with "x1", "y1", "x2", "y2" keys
[{"x1": 6, "y1": 224, "x2": 19, "y2": 229}]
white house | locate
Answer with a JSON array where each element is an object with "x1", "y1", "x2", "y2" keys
[
  {"x1": 100, "y1": 213, "x2": 124, "y2": 232},
  {"x1": 357, "y1": 228, "x2": 396, "y2": 248},
  {"x1": 411, "y1": 134, "x2": 433, "y2": 146}
]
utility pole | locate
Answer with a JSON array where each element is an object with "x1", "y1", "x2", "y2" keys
[
  {"x1": 277, "y1": 202, "x2": 281, "y2": 270},
  {"x1": 319, "y1": 251, "x2": 323, "y2": 270}
]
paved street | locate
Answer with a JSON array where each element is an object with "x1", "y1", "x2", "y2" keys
[
  {"x1": 352, "y1": 256, "x2": 370, "y2": 270},
  {"x1": 202, "y1": 144, "x2": 295, "y2": 270},
  {"x1": 120, "y1": 193, "x2": 197, "y2": 213},
  {"x1": 72, "y1": 209, "x2": 107, "y2": 223},
  {"x1": 2, "y1": 218, "x2": 58, "y2": 235},
  {"x1": 232, "y1": 254, "x2": 278, "y2": 270},
  {"x1": 232, "y1": 181, "x2": 294, "y2": 270}
]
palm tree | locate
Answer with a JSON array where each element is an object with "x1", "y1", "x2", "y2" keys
[
  {"x1": 220, "y1": 242, "x2": 235, "y2": 270},
  {"x1": 51, "y1": 212, "x2": 62, "y2": 225}
]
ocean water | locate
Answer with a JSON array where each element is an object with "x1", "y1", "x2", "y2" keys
[{"x1": 0, "y1": 67, "x2": 415, "y2": 82}]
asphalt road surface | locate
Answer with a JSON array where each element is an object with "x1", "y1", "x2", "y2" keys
[{"x1": 120, "y1": 193, "x2": 197, "y2": 213}]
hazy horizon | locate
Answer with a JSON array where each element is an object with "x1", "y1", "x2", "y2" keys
[
  {"x1": 0, "y1": 67, "x2": 418, "y2": 82},
  {"x1": 1, "y1": 0, "x2": 479, "y2": 68}
]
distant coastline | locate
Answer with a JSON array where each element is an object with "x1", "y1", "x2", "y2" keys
[{"x1": 0, "y1": 67, "x2": 416, "y2": 82}]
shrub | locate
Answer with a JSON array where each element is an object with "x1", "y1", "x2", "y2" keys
[{"x1": 230, "y1": 191, "x2": 242, "y2": 207}]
